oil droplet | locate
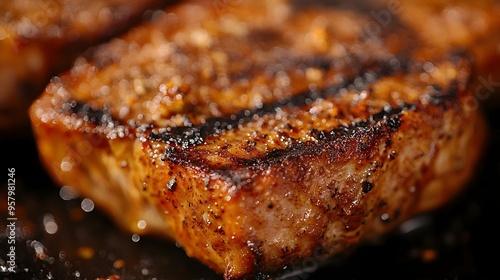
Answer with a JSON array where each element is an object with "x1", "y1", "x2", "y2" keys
[
  {"x1": 113, "y1": 259, "x2": 125, "y2": 269},
  {"x1": 60, "y1": 157, "x2": 73, "y2": 172},
  {"x1": 30, "y1": 240, "x2": 48, "y2": 260},
  {"x1": 59, "y1": 185, "x2": 79, "y2": 200},
  {"x1": 137, "y1": 220, "x2": 147, "y2": 230},
  {"x1": 380, "y1": 213, "x2": 390, "y2": 222},
  {"x1": 58, "y1": 251, "x2": 66, "y2": 261},
  {"x1": 132, "y1": 234, "x2": 141, "y2": 242},
  {"x1": 423, "y1": 62, "x2": 434, "y2": 73},
  {"x1": 142, "y1": 268, "x2": 150, "y2": 276},
  {"x1": 43, "y1": 214, "x2": 58, "y2": 234},
  {"x1": 81, "y1": 198, "x2": 95, "y2": 212},
  {"x1": 21, "y1": 225, "x2": 33, "y2": 239}
]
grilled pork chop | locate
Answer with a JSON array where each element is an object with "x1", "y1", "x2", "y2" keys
[
  {"x1": 29, "y1": 0, "x2": 487, "y2": 279},
  {"x1": 0, "y1": 0, "x2": 174, "y2": 135}
]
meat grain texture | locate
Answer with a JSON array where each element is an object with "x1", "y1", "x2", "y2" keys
[{"x1": 29, "y1": 0, "x2": 495, "y2": 279}]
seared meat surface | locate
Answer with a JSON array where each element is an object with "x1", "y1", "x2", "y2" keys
[
  {"x1": 396, "y1": 0, "x2": 500, "y2": 106},
  {"x1": 0, "y1": 0, "x2": 173, "y2": 135},
  {"x1": 398, "y1": 0, "x2": 500, "y2": 72},
  {"x1": 29, "y1": 0, "x2": 489, "y2": 279}
]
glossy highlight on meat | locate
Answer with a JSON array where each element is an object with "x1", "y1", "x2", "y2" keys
[{"x1": 29, "y1": 0, "x2": 490, "y2": 279}]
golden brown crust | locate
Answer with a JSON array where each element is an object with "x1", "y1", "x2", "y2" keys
[
  {"x1": 393, "y1": 0, "x2": 500, "y2": 107},
  {"x1": 29, "y1": 0, "x2": 489, "y2": 279}
]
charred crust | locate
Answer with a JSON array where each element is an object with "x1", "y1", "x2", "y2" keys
[
  {"x1": 246, "y1": 240, "x2": 264, "y2": 269},
  {"x1": 156, "y1": 104, "x2": 410, "y2": 189},
  {"x1": 148, "y1": 55, "x2": 406, "y2": 148},
  {"x1": 361, "y1": 181, "x2": 374, "y2": 193},
  {"x1": 427, "y1": 80, "x2": 461, "y2": 105},
  {"x1": 166, "y1": 177, "x2": 177, "y2": 192},
  {"x1": 232, "y1": 106, "x2": 409, "y2": 168},
  {"x1": 149, "y1": 125, "x2": 207, "y2": 149},
  {"x1": 63, "y1": 100, "x2": 114, "y2": 126},
  {"x1": 378, "y1": 200, "x2": 387, "y2": 208}
]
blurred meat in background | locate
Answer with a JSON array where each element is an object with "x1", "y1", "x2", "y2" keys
[{"x1": 0, "y1": 0, "x2": 176, "y2": 136}]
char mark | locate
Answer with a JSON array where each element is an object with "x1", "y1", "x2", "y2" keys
[
  {"x1": 149, "y1": 55, "x2": 409, "y2": 147},
  {"x1": 427, "y1": 80, "x2": 461, "y2": 105},
  {"x1": 63, "y1": 100, "x2": 114, "y2": 126},
  {"x1": 291, "y1": 0, "x2": 381, "y2": 13},
  {"x1": 240, "y1": 104, "x2": 412, "y2": 166},
  {"x1": 216, "y1": 104, "x2": 412, "y2": 189}
]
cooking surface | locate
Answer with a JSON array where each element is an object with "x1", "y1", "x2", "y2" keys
[{"x1": 0, "y1": 105, "x2": 499, "y2": 279}]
